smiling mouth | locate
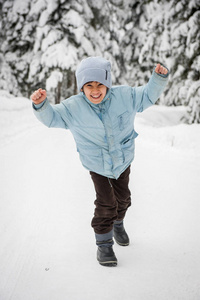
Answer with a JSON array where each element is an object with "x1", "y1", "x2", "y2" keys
[{"x1": 91, "y1": 94, "x2": 102, "y2": 100}]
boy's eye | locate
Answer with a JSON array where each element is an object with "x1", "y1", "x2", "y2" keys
[{"x1": 85, "y1": 83, "x2": 103, "y2": 88}]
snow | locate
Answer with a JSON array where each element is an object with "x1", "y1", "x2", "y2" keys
[
  {"x1": 73, "y1": 26, "x2": 85, "y2": 44},
  {"x1": 38, "y1": 9, "x2": 50, "y2": 27},
  {"x1": 41, "y1": 41, "x2": 78, "y2": 70},
  {"x1": 62, "y1": 10, "x2": 83, "y2": 28},
  {"x1": 29, "y1": 0, "x2": 46, "y2": 16},
  {"x1": 12, "y1": 0, "x2": 30, "y2": 15},
  {"x1": 0, "y1": 90, "x2": 200, "y2": 300},
  {"x1": 46, "y1": 71, "x2": 63, "y2": 91},
  {"x1": 41, "y1": 30, "x2": 63, "y2": 52},
  {"x1": 46, "y1": 0, "x2": 59, "y2": 15}
]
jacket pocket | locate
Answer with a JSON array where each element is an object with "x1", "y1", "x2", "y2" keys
[
  {"x1": 118, "y1": 111, "x2": 130, "y2": 131},
  {"x1": 120, "y1": 130, "x2": 138, "y2": 162}
]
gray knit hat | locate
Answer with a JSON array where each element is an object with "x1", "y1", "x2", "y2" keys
[{"x1": 76, "y1": 56, "x2": 112, "y2": 91}]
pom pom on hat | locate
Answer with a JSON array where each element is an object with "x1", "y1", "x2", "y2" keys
[{"x1": 76, "y1": 56, "x2": 112, "y2": 91}]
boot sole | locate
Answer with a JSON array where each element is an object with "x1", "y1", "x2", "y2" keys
[
  {"x1": 114, "y1": 238, "x2": 129, "y2": 246},
  {"x1": 97, "y1": 255, "x2": 117, "y2": 267},
  {"x1": 98, "y1": 261, "x2": 117, "y2": 267}
]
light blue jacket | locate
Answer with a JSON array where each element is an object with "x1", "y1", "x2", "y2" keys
[{"x1": 33, "y1": 70, "x2": 168, "y2": 179}]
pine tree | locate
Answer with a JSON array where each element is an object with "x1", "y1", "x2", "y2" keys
[{"x1": 123, "y1": 0, "x2": 200, "y2": 122}]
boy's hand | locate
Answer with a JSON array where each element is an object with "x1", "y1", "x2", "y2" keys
[
  {"x1": 155, "y1": 63, "x2": 168, "y2": 75},
  {"x1": 31, "y1": 88, "x2": 47, "y2": 104}
]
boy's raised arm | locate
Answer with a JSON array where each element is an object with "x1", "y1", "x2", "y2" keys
[
  {"x1": 31, "y1": 88, "x2": 68, "y2": 129},
  {"x1": 133, "y1": 63, "x2": 169, "y2": 112}
]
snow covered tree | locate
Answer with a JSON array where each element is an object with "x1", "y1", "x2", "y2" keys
[
  {"x1": 123, "y1": 0, "x2": 200, "y2": 122},
  {"x1": 0, "y1": 0, "x2": 121, "y2": 101},
  {"x1": 167, "y1": 0, "x2": 200, "y2": 124}
]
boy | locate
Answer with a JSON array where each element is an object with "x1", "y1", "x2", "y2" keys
[{"x1": 31, "y1": 56, "x2": 169, "y2": 267}]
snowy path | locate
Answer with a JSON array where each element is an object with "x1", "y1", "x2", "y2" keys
[{"x1": 0, "y1": 96, "x2": 200, "y2": 300}]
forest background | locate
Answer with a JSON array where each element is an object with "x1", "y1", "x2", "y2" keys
[{"x1": 0, "y1": 0, "x2": 199, "y2": 123}]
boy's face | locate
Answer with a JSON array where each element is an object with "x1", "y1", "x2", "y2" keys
[{"x1": 82, "y1": 81, "x2": 107, "y2": 104}]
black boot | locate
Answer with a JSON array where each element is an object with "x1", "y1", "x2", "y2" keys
[
  {"x1": 97, "y1": 246, "x2": 117, "y2": 267},
  {"x1": 114, "y1": 222, "x2": 129, "y2": 246}
]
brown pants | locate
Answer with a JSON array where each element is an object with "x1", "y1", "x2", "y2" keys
[{"x1": 90, "y1": 166, "x2": 131, "y2": 234}]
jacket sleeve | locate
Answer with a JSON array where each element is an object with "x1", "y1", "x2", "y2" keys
[
  {"x1": 133, "y1": 69, "x2": 169, "y2": 112},
  {"x1": 32, "y1": 98, "x2": 70, "y2": 129}
]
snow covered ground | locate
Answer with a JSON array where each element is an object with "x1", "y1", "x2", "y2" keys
[{"x1": 0, "y1": 90, "x2": 200, "y2": 300}]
